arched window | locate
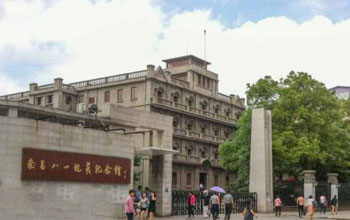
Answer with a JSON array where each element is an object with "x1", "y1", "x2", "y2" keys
[
  {"x1": 156, "y1": 86, "x2": 164, "y2": 98},
  {"x1": 173, "y1": 92, "x2": 180, "y2": 103},
  {"x1": 201, "y1": 100, "x2": 208, "y2": 111},
  {"x1": 187, "y1": 96, "x2": 194, "y2": 107},
  {"x1": 214, "y1": 104, "x2": 220, "y2": 114}
]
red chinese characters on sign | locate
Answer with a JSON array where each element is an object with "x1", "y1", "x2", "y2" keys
[{"x1": 21, "y1": 148, "x2": 131, "y2": 184}]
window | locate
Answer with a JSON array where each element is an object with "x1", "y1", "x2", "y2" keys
[
  {"x1": 201, "y1": 126, "x2": 206, "y2": 134},
  {"x1": 214, "y1": 175, "x2": 219, "y2": 186},
  {"x1": 187, "y1": 148, "x2": 192, "y2": 156},
  {"x1": 131, "y1": 87, "x2": 137, "y2": 100},
  {"x1": 0, "y1": 107, "x2": 8, "y2": 116},
  {"x1": 66, "y1": 96, "x2": 72, "y2": 104},
  {"x1": 225, "y1": 110, "x2": 231, "y2": 117},
  {"x1": 173, "y1": 120, "x2": 178, "y2": 128},
  {"x1": 88, "y1": 97, "x2": 95, "y2": 104},
  {"x1": 214, "y1": 106, "x2": 219, "y2": 114},
  {"x1": 187, "y1": 173, "x2": 192, "y2": 186},
  {"x1": 173, "y1": 95, "x2": 179, "y2": 103},
  {"x1": 187, "y1": 123, "x2": 193, "y2": 131},
  {"x1": 104, "y1": 91, "x2": 110, "y2": 103},
  {"x1": 225, "y1": 132, "x2": 230, "y2": 139},
  {"x1": 201, "y1": 151, "x2": 206, "y2": 158},
  {"x1": 214, "y1": 152, "x2": 219, "y2": 159},
  {"x1": 214, "y1": 129, "x2": 219, "y2": 136},
  {"x1": 78, "y1": 95, "x2": 84, "y2": 103},
  {"x1": 173, "y1": 145, "x2": 178, "y2": 151},
  {"x1": 36, "y1": 97, "x2": 42, "y2": 105},
  {"x1": 188, "y1": 99, "x2": 193, "y2": 107},
  {"x1": 46, "y1": 95, "x2": 53, "y2": 104},
  {"x1": 117, "y1": 89, "x2": 123, "y2": 102},
  {"x1": 172, "y1": 172, "x2": 177, "y2": 186}
]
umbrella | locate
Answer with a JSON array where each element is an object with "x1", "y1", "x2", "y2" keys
[{"x1": 210, "y1": 186, "x2": 225, "y2": 193}]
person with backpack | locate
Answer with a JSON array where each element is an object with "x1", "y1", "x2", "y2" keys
[
  {"x1": 203, "y1": 190, "x2": 211, "y2": 218},
  {"x1": 274, "y1": 196, "x2": 283, "y2": 216},
  {"x1": 242, "y1": 203, "x2": 257, "y2": 220},
  {"x1": 209, "y1": 192, "x2": 220, "y2": 220}
]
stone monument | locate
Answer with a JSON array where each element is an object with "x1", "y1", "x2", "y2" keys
[{"x1": 249, "y1": 108, "x2": 273, "y2": 212}]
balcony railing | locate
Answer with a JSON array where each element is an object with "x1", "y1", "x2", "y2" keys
[
  {"x1": 218, "y1": 93, "x2": 230, "y2": 102},
  {"x1": 170, "y1": 77, "x2": 190, "y2": 89},
  {"x1": 37, "y1": 84, "x2": 55, "y2": 90},
  {"x1": 69, "y1": 70, "x2": 147, "y2": 89},
  {"x1": 188, "y1": 131, "x2": 200, "y2": 139},
  {"x1": 202, "y1": 134, "x2": 216, "y2": 142},
  {"x1": 0, "y1": 91, "x2": 29, "y2": 100},
  {"x1": 152, "y1": 97, "x2": 237, "y2": 124}
]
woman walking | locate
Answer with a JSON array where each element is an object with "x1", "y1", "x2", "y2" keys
[
  {"x1": 140, "y1": 192, "x2": 149, "y2": 220},
  {"x1": 331, "y1": 195, "x2": 338, "y2": 215},
  {"x1": 125, "y1": 189, "x2": 137, "y2": 220},
  {"x1": 243, "y1": 203, "x2": 257, "y2": 220},
  {"x1": 188, "y1": 192, "x2": 196, "y2": 218},
  {"x1": 307, "y1": 195, "x2": 315, "y2": 220},
  {"x1": 148, "y1": 192, "x2": 157, "y2": 220}
]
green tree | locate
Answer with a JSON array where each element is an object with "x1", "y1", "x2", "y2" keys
[{"x1": 220, "y1": 72, "x2": 350, "y2": 191}]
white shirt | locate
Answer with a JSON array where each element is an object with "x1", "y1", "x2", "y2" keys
[
  {"x1": 308, "y1": 199, "x2": 314, "y2": 206},
  {"x1": 320, "y1": 196, "x2": 325, "y2": 204}
]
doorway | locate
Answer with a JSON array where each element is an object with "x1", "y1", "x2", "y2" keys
[{"x1": 200, "y1": 173, "x2": 208, "y2": 189}]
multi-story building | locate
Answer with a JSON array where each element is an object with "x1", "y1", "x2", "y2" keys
[
  {"x1": 0, "y1": 55, "x2": 245, "y2": 190},
  {"x1": 330, "y1": 86, "x2": 350, "y2": 99}
]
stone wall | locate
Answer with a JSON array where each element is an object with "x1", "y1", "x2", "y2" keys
[{"x1": 0, "y1": 116, "x2": 134, "y2": 220}]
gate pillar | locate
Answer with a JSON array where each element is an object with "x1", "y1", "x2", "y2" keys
[
  {"x1": 303, "y1": 170, "x2": 316, "y2": 199},
  {"x1": 327, "y1": 173, "x2": 338, "y2": 200}
]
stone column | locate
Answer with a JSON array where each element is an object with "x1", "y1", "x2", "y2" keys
[
  {"x1": 327, "y1": 173, "x2": 338, "y2": 199},
  {"x1": 249, "y1": 108, "x2": 273, "y2": 212},
  {"x1": 303, "y1": 170, "x2": 316, "y2": 199}
]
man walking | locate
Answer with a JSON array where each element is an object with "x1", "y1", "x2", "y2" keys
[
  {"x1": 223, "y1": 191, "x2": 234, "y2": 220},
  {"x1": 274, "y1": 195, "x2": 282, "y2": 217},
  {"x1": 210, "y1": 192, "x2": 220, "y2": 220},
  {"x1": 320, "y1": 194, "x2": 327, "y2": 214},
  {"x1": 296, "y1": 195, "x2": 305, "y2": 218},
  {"x1": 203, "y1": 190, "x2": 211, "y2": 218}
]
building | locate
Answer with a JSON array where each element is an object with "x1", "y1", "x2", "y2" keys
[
  {"x1": 330, "y1": 86, "x2": 350, "y2": 99},
  {"x1": 0, "y1": 100, "x2": 173, "y2": 219},
  {"x1": 0, "y1": 54, "x2": 245, "y2": 190}
]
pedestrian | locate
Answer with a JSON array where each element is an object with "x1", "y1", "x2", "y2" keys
[
  {"x1": 242, "y1": 203, "x2": 257, "y2": 220},
  {"x1": 307, "y1": 195, "x2": 316, "y2": 220},
  {"x1": 136, "y1": 185, "x2": 142, "y2": 201},
  {"x1": 223, "y1": 191, "x2": 234, "y2": 220},
  {"x1": 203, "y1": 190, "x2": 211, "y2": 218},
  {"x1": 210, "y1": 192, "x2": 220, "y2": 220},
  {"x1": 274, "y1": 195, "x2": 282, "y2": 217},
  {"x1": 188, "y1": 192, "x2": 196, "y2": 218},
  {"x1": 296, "y1": 195, "x2": 305, "y2": 218},
  {"x1": 125, "y1": 189, "x2": 137, "y2": 220},
  {"x1": 320, "y1": 194, "x2": 327, "y2": 214},
  {"x1": 148, "y1": 191, "x2": 157, "y2": 220},
  {"x1": 331, "y1": 195, "x2": 338, "y2": 215},
  {"x1": 140, "y1": 192, "x2": 149, "y2": 220}
]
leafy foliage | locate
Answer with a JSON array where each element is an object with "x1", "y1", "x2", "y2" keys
[{"x1": 220, "y1": 72, "x2": 350, "y2": 191}]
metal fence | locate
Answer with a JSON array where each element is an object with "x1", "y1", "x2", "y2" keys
[
  {"x1": 315, "y1": 182, "x2": 331, "y2": 205},
  {"x1": 274, "y1": 182, "x2": 302, "y2": 206},
  {"x1": 171, "y1": 190, "x2": 257, "y2": 216},
  {"x1": 338, "y1": 183, "x2": 350, "y2": 206}
]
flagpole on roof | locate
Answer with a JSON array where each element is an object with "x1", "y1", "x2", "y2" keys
[{"x1": 204, "y1": 29, "x2": 207, "y2": 68}]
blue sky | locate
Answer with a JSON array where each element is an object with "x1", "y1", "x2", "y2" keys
[
  {"x1": 157, "y1": 0, "x2": 350, "y2": 26},
  {"x1": 0, "y1": 0, "x2": 350, "y2": 96}
]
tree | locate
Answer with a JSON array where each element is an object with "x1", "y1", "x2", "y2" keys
[{"x1": 220, "y1": 72, "x2": 350, "y2": 191}]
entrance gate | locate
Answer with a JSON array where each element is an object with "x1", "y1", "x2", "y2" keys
[
  {"x1": 315, "y1": 182, "x2": 331, "y2": 205},
  {"x1": 338, "y1": 183, "x2": 350, "y2": 206},
  {"x1": 171, "y1": 190, "x2": 257, "y2": 216}
]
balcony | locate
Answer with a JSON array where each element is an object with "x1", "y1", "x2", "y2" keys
[
  {"x1": 173, "y1": 154, "x2": 200, "y2": 164},
  {"x1": 173, "y1": 128, "x2": 229, "y2": 144},
  {"x1": 151, "y1": 97, "x2": 237, "y2": 125}
]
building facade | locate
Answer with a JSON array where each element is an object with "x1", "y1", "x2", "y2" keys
[
  {"x1": 330, "y1": 86, "x2": 350, "y2": 99},
  {"x1": 0, "y1": 55, "x2": 245, "y2": 191}
]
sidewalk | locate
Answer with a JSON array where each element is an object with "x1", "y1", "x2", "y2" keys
[{"x1": 160, "y1": 211, "x2": 350, "y2": 220}]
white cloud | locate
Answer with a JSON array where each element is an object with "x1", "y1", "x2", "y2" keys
[{"x1": 0, "y1": 0, "x2": 350, "y2": 98}]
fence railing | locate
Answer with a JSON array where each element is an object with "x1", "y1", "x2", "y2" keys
[
  {"x1": 171, "y1": 190, "x2": 257, "y2": 216},
  {"x1": 0, "y1": 91, "x2": 29, "y2": 100}
]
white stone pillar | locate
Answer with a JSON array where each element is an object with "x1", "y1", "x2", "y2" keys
[
  {"x1": 303, "y1": 170, "x2": 316, "y2": 199},
  {"x1": 327, "y1": 173, "x2": 338, "y2": 199},
  {"x1": 249, "y1": 108, "x2": 273, "y2": 213}
]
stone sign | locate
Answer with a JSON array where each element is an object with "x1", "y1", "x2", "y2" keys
[{"x1": 21, "y1": 148, "x2": 131, "y2": 184}]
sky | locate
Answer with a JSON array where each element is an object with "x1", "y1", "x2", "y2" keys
[{"x1": 0, "y1": 0, "x2": 350, "y2": 98}]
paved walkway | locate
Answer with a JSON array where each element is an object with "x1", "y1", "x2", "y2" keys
[{"x1": 161, "y1": 211, "x2": 350, "y2": 220}]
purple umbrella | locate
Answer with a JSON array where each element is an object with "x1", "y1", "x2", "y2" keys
[{"x1": 210, "y1": 186, "x2": 225, "y2": 193}]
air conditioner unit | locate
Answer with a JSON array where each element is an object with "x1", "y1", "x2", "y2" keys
[{"x1": 76, "y1": 103, "x2": 87, "y2": 114}]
